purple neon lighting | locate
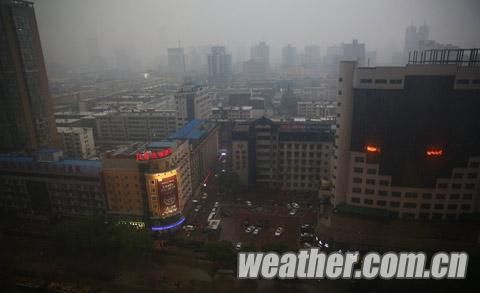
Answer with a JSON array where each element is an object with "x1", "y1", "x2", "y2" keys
[{"x1": 151, "y1": 216, "x2": 185, "y2": 231}]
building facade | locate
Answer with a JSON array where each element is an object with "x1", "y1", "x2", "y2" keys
[
  {"x1": 102, "y1": 141, "x2": 192, "y2": 226},
  {"x1": 0, "y1": 0, "x2": 58, "y2": 153},
  {"x1": 170, "y1": 120, "x2": 219, "y2": 191},
  {"x1": 0, "y1": 149, "x2": 105, "y2": 217},
  {"x1": 297, "y1": 101, "x2": 336, "y2": 120},
  {"x1": 333, "y1": 53, "x2": 480, "y2": 220},
  {"x1": 57, "y1": 127, "x2": 96, "y2": 159},
  {"x1": 95, "y1": 110, "x2": 177, "y2": 143},
  {"x1": 207, "y1": 46, "x2": 232, "y2": 86},
  {"x1": 232, "y1": 117, "x2": 334, "y2": 191},
  {"x1": 174, "y1": 84, "x2": 212, "y2": 128}
]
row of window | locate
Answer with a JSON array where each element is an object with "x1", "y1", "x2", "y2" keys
[
  {"x1": 456, "y1": 79, "x2": 480, "y2": 85},
  {"x1": 351, "y1": 197, "x2": 472, "y2": 211},
  {"x1": 351, "y1": 187, "x2": 474, "y2": 200},
  {"x1": 359, "y1": 79, "x2": 403, "y2": 85}
]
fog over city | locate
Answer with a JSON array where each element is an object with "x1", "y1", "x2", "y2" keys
[{"x1": 34, "y1": 0, "x2": 480, "y2": 70}]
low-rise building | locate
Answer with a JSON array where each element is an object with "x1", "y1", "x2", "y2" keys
[
  {"x1": 297, "y1": 101, "x2": 336, "y2": 120},
  {"x1": 95, "y1": 110, "x2": 177, "y2": 143},
  {"x1": 0, "y1": 149, "x2": 105, "y2": 217}
]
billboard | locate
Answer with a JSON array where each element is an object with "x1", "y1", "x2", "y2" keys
[{"x1": 157, "y1": 173, "x2": 179, "y2": 216}]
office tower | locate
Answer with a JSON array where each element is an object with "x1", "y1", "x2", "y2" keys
[
  {"x1": 0, "y1": 0, "x2": 58, "y2": 153},
  {"x1": 282, "y1": 44, "x2": 297, "y2": 69},
  {"x1": 332, "y1": 48, "x2": 480, "y2": 221},
  {"x1": 174, "y1": 84, "x2": 212, "y2": 128},
  {"x1": 207, "y1": 46, "x2": 232, "y2": 86},
  {"x1": 167, "y1": 47, "x2": 185, "y2": 82},
  {"x1": 232, "y1": 117, "x2": 333, "y2": 190},
  {"x1": 342, "y1": 39, "x2": 366, "y2": 65}
]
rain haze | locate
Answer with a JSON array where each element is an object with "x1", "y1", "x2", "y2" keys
[{"x1": 33, "y1": 0, "x2": 480, "y2": 70}]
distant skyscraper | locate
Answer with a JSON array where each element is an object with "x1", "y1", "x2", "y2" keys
[
  {"x1": 342, "y1": 39, "x2": 366, "y2": 65},
  {"x1": 0, "y1": 0, "x2": 58, "y2": 153},
  {"x1": 207, "y1": 46, "x2": 232, "y2": 86},
  {"x1": 282, "y1": 44, "x2": 297, "y2": 69},
  {"x1": 243, "y1": 42, "x2": 270, "y2": 81},
  {"x1": 304, "y1": 45, "x2": 321, "y2": 66},
  {"x1": 333, "y1": 51, "x2": 480, "y2": 220},
  {"x1": 167, "y1": 47, "x2": 186, "y2": 82},
  {"x1": 251, "y1": 41, "x2": 270, "y2": 67}
]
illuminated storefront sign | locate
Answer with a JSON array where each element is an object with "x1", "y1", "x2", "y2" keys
[
  {"x1": 426, "y1": 148, "x2": 443, "y2": 156},
  {"x1": 136, "y1": 148, "x2": 172, "y2": 161},
  {"x1": 151, "y1": 217, "x2": 185, "y2": 231},
  {"x1": 365, "y1": 145, "x2": 381, "y2": 153},
  {"x1": 155, "y1": 172, "x2": 179, "y2": 217}
]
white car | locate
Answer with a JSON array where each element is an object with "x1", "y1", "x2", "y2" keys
[
  {"x1": 201, "y1": 193, "x2": 208, "y2": 200},
  {"x1": 245, "y1": 200, "x2": 252, "y2": 206},
  {"x1": 235, "y1": 242, "x2": 242, "y2": 250},
  {"x1": 274, "y1": 227, "x2": 284, "y2": 236},
  {"x1": 291, "y1": 202, "x2": 300, "y2": 209},
  {"x1": 214, "y1": 202, "x2": 220, "y2": 208},
  {"x1": 192, "y1": 199, "x2": 199, "y2": 203},
  {"x1": 194, "y1": 205, "x2": 201, "y2": 212},
  {"x1": 253, "y1": 228, "x2": 260, "y2": 235},
  {"x1": 245, "y1": 225, "x2": 255, "y2": 233},
  {"x1": 211, "y1": 207, "x2": 217, "y2": 213},
  {"x1": 183, "y1": 225, "x2": 195, "y2": 231},
  {"x1": 289, "y1": 209, "x2": 297, "y2": 216}
]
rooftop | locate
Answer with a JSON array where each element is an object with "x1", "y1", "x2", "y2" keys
[{"x1": 169, "y1": 120, "x2": 214, "y2": 141}]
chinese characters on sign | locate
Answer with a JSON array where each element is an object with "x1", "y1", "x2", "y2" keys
[{"x1": 136, "y1": 148, "x2": 172, "y2": 161}]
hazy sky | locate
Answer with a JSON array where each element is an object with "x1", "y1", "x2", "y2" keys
[{"x1": 33, "y1": 0, "x2": 480, "y2": 68}]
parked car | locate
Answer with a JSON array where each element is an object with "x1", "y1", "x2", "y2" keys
[
  {"x1": 235, "y1": 242, "x2": 242, "y2": 250},
  {"x1": 253, "y1": 228, "x2": 261, "y2": 236},
  {"x1": 183, "y1": 225, "x2": 195, "y2": 231},
  {"x1": 274, "y1": 227, "x2": 284, "y2": 236},
  {"x1": 194, "y1": 205, "x2": 201, "y2": 212},
  {"x1": 289, "y1": 209, "x2": 297, "y2": 216},
  {"x1": 291, "y1": 202, "x2": 300, "y2": 209},
  {"x1": 245, "y1": 200, "x2": 252, "y2": 206},
  {"x1": 214, "y1": 201, "x2": 220, "y2": 208},
  {"x1": 245, "y1": 225, "x2": 255, "y2": 233}
]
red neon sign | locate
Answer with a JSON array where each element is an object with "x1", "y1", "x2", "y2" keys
[
  {"x1": 426, "y1": 148, "x2": 443, "y2": 156},
  {"x1": 366, "y1": 145, "x2": 381, "y2": 153},
  {"x1": 136, "y1": 148, "x2": 172, "y2": 161}
]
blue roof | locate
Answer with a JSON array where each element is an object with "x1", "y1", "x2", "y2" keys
[{"x1": 169, "y1": 120, "x2": 208, "y2": 141}]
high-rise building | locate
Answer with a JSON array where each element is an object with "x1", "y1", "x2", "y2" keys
[
  {"x1": 282, "y1": 44, "x2": 297, "y2": 69},
  {"x1": 174, "y1": 84, "x2": 212, "y2": 128},
  {"x1": 342, "y1": 39, "x2": 366, "y2": 66},
  {"x1": 333, "y1": 49, "x2": 480, "y2": 220},
  {"x1": 207, "y1": 46, "x2": 232, "y2": 86},
  {"x1": 167, "y1": 47, "x2": 185, "y2": 82},
  {"x1": 0, "y1": 0, "x2": 58, "y2": 153},
  {"x1": 251, "y1": 41, "x2": 269, "y2": 67},
  {"x1": 304, "y1": 45, "x2": 321, "y2": 66}
]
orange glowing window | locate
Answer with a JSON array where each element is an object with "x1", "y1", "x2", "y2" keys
[
  {"x1": 426, "y1": 148, "x2": 443, "y2": 156},
  {"x1": 366, "y1": 145, "x2": 381, "y2": 153}
]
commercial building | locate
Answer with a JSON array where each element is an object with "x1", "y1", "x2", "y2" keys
[
  {"x1": 0, "y1": 0, "x2": 58, "y2": 153},
  {"x1": 57, "y1": 127, "x2": 96, "y2": 159},
  {"x1": 333, "y1": 49, "x2": 480, "y2": 220},
  {"x1": 170, "y1": 120, "x2": 219, "y2": 191},
  {"x1": 0, "y1": 149, "x2": 105, "y2": 217},
  {"x1": 102, "y1": 141, "x2": 191, "y2": 226},
  {"x1": 174, "y1": 84, "x2": 212, "y2": 128},
  {"x1": 232, "y1": 117, "x2": 334, "y2": 191},
  {"x1": 95, "y1": 110, "x2": 177, "y2": 143},
  {"x1": 208, "y1": 46, "x2": 232, "y2": 86}
]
